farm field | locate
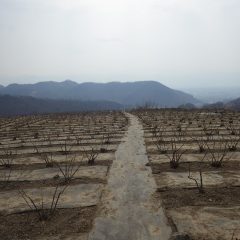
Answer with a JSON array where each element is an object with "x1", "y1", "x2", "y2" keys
[
  {"x1": 0, "y1": 109, "x2": 240, "y2": 240},
  {"x1": 0, "y1": 111, "x2": 128, "y2": 240},
  {"x1": 134, "y1": 109, "x2": 240, "y2": 240}
]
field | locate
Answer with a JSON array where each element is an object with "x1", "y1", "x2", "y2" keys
[
  {"x1": 0, "y1": 109, "x2": 240, "y2": 240},
  {"x1": 134, "y1": 109, "x2": 240, "y2": 240},
  {"x1": 0, "y1": 112, "x2": 128, "y2": 240}
]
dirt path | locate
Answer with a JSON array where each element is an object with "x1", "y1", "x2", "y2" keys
[{"x1": 88, "y1": 113, "x2": 172, "y2": 240}]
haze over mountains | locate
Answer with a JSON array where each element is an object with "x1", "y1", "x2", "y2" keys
[
  {"x1": 204, "y1": 98, "x2": 240, "y2": 111},
  {"x1": 182, "y1": 86, "x2": 240, "y2": 103},
  {"x1": 0, "y1": 80, "x2": 199, "y2": 108}
]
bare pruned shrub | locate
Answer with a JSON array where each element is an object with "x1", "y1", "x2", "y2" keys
[
  {"x1": 0, "y1": 148, "x2": 16, "y2": 168},
  {"x1": 153, "y1": 125, "x2": 168, "y2": 154},
  {"x1": 205, "y1": 136, "x2": 231, "y2": 168},
  {"x1": 33, "y1": 132, "x2": 39, "y2": 139},
  {"x1": 102, "y1": 129, "x2": 112, "y2": 145},
  {"x1": 43, "y1": 134, "x2": 52, "y2": 147},
  {"x1": 33, "y1": 141, "x2": 55, "y2": 167},
  {"x1": 228, "y1": 134, "x2": 240, "y2": 152},
  {"x1": 82, "y1": 139, "x2": 102, "y2": 166},
  {"x1": 138, "y1": 114, "x2": 151, "y2": 127},
  {"x1": 176, "y1": 123, "x2": 188, "y2": 138},
  {"x1": 202, "y1": 121, "x2": 219, "y2": 137},
  {"x1": 0, "y1": 168, "x2": 12, "y2": 189},
  {"x1": 40, "y1": 152, "x2": 55, "y2": 168},
  {"x1": 227, "y1": 126, "x2": 240, "y2": 152},
  {"x1": 165, "y1": 137, "x2": 186, "y2": 169},
  {"x1": 74, "y1": 133, "x2": 82, "y2": 146},
  {"x1": 57, "y1": 154, "x2": 81, "y2": 183},
  {"x1": 84, "y1": 146, "x2": 100, "y2": 165},
  {"x1": 192, "y1": 131, "x2": 206, "y2": 153},
  {"x1": 60, "y1": 139, "x2": 73, "y2": 155},
  {"x1": 227, "y1": 120, "x2": 239, "y2": 136},
  {"x1": 32, "y1": 142, "x2": 41, "y2": 154},
  {"x1": 188, "y1": 154, "x2": 207, "y2": 194},
  {"x1": 230, "y1": 229, "x2": 240, "y2": 240},
  {"x1": 19, "y1": 185, "x2": 67, "y2": 221}
]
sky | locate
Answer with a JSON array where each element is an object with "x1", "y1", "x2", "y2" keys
[{"x1": 0, "y1": 0, "x2": 240, "y2": 88}]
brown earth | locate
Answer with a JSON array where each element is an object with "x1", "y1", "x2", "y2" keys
[
  {"x1": 158, "y1": 186, "x2": 240, "y2": 209},
  {"x1": 0, "y1": 206, "x2": 97, "y2": 240},
  {"x1": 151, "y1": 160, "x2": 240, "y2": 173}
]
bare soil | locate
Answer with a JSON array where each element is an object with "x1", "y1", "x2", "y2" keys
[
  {"x1": 0, "y1": 206, "x2": 97, "y2": 240},
  {"x1": 0, "y1": 177, "x2": 107, "y2": 192},
  {"x1": 159, "y1": 186, "x2": 240, "y2": 209},
  {"x1": 151, "y1": 160, "x2": 240, "y2": 173},
  {"x1": 0, "y1": 159, "x2": 113, "y2": 171}
]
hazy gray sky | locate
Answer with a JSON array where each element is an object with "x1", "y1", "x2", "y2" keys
[{"x1": 0, "y1": 0, "x2": 240, "y2": 88}]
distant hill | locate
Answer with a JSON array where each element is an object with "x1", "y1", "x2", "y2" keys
[
  {"x1": 204, "y1": 97, "x2": 240, "y2": 111},
  {"x1": 178, "y1": 103, "x2": 197, "y2": 109},
  {"x1": 226, "y1": 97, "x2": 240, "y2": 110},
  {"x1": 0, "y1": 80, "x2": 199, "y2": 107},
  {"x1": 203, "y1": 102, "x2": 225, "y2": 109},
  {"x1": 0, "y1": 95, "x2": 123, "y2": 116}
]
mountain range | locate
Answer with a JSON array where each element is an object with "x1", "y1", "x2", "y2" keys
[
  {"x1": 0, "y1": 95, "x2": 123, "y2": 116},
  {"x1": 0, "y1": 80, "x2": 239, "y2": 116},
  {"x1": 204, "y1": 98, "x2": 240, "y2": 111},
  {"x1": 0, "y1": 80, "x2": 199, "y2": 107}
]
